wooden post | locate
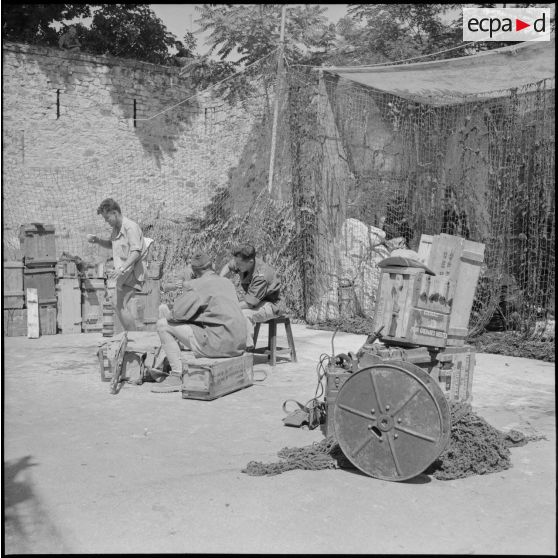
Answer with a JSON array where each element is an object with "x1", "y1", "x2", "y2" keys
[{"x1": 267, "y1": 4, "x2": 287, "y2": 196}]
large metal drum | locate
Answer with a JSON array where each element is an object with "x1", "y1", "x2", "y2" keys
[{"x1": 333, "y1": 361, "x2": 451, "y2": 481}]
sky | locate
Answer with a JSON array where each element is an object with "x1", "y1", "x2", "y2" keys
[{"x1": 150, "y1": 4, "x2": 350, "y2": 56}]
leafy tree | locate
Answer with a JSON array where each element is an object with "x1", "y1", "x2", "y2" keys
[
  {"x1": 2, "y1": 3, "x2": 177, "y2": 65},
  {"x1": 83, "y1": 4, "x2": 176, "y2": 64},
  {"x1": 178, "y1": 30, "x2": 197, "y2": 57},
  {"x1": 334, "y1": 4, "x2": 462, "y2": 64},
  {"x1": 194, "y1": 4, "x2": 336, "y2": 65},
  {"x1": 186, "y1": 4, "x2": 337, "y2": 102},
  {"x1": 2, "y1": 4, "x2": 92, "y2": 45}
]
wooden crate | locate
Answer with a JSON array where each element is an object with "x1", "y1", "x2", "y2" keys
[
  {"x1": 362, "y1": 344, "x2": 475, "y2": 404},
  {"x1": 421, "y1": 233, "x2": 465, "y2": 282},
  {"x1": 23, "y1": 266, "x2": 56, "y2": 303},
  {"x1": 430, "y1": 345, "x2": 476, "y2": 404},
  {"x1": 4, "y1": 308, "x2": 27, "y2": 336},
  {"x1": 373, "y1": 266, "x2": 450, "y2": 348},
  {"x1": 418, "y1": 234, "x2": 485, "y2": 346},
  {"x1": 83, "y1": 261, "x2": 106, "y2": 279},
  {"x1": 3, "y1": 260, "x2": 25, "y2": 309},
  {"x1": 414, "y1": 274, "x2": 455, "y2": 315},
  {"x1": 81, "y1": 278, "x2": 106, "y2": 333},
  {"x1": 39, "y1": 302, "x2": 57, "y2": 335},
  {"x1": 361, "y1": 344, "x2": 437, "y2": 369},
  {"x1": 323, "y1": 363, "x2": 352, "y2": 438},
  {"x1": 56, "y1": 277, "x2": 82, "y2": 334},
  {"x1": 56, "y1": 260, "x2": 78, "y2": 278},
  {"x1": 447, "y1": 242, "x2": 485, "y2": 346},
  {"x1": 108, "y1": 278, "x2": 160, "y2": 334},
  {"x1": 19, "y1": 223, "x2": 57, "y2": 267},
  {"x1": 181, "y1": 352, "x2": 254, "y2": 400},
  {"x1": 102, "y1": 300, "x2": 114, "y2": 337}
]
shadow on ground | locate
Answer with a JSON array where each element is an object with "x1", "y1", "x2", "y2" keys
[{"x1": 4, "y1": 455, "x2": 70, "y2": 554}]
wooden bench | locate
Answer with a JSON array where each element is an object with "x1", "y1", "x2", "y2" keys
[{"x1": 252, "y1": 316, "x2": 297, "y2": 366}]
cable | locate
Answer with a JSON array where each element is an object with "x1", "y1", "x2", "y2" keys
[
  {"x1": 292, "y1": 42, "x2": 473, "y2": 70},
  {"x1": 134, "y1": 48, "x2": 279, "y2": 122}
]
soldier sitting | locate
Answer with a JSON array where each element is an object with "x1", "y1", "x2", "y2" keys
[
  {"x1": 219, "y1": 244, "x2": 282, "y2": 347},
  {"x1": 154, "y1": 252, "x2": 247, "y2": 393}
]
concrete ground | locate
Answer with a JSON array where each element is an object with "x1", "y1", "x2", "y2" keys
[{"x1": 3, "y1": 324, "x2": 555, "y2": 554}]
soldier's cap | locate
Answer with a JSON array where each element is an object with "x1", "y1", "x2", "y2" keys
[{"x1": 190, "y1": 252, "x2": 211, "y2": 269}]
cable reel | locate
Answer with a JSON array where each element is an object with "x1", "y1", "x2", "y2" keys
[{"x1": 333, "y1": 360, "x2": 451, "y2": 481}]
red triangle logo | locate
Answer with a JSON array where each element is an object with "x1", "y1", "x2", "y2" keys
[{"x1": 516, "y1": 18, "x2": 531, "y2": 31}]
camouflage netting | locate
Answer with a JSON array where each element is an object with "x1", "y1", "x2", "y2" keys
[
  {"x1": 287, "y1": 63, "x2": 554, "y2": 349},
  {"x1": 3, "y1": 44, "x2": 554, "y2": 354},
  {"x1": 241, "y1": 402, "x2": 547, "y2": 480},
  {"x1": 2, "y1": 53, "x2": 303, "y2": 314}
]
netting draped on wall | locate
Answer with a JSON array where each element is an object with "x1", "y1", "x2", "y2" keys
[
  {"x1": 2, "y1": 44, "x2": 555, "y2": 342},
  {"x1": 2, "y1": 52, "x2": 304, "y2": 313},
  {"x1": 286, "y1": 65, "x2": 554, "y2": 339}
]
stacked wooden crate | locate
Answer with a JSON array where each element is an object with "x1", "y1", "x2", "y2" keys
[
  {"x1": 373, "y1": 234, "x2": 484, "y2": 348},
  {"x1": 370, "y1": 233, "x2": 484, "y2": 404},
  {"x1": 81, "y1": 276, "x2": 106, "y2": 333},
  {"x1": 56, "y1": 261, "x2": 82, "y2": 334},
  {"x1": 417, "y1": 233, "x2": 485, "y2": 347},
  {"x1": 372, "y1": 266, "x2": 455, "y2": 348},
  {"x1": 358, "y1": 342, "x2": 476, "y2": 405},
  {"x1": 18, "y1": 223, "x2": 58, "y2": 335},
  {"x1": 3, "y1": 260, "x2": 27, "y2": 336},
  {"x1": 108, "y1": 260, "x2": 162, "y2": 335}
]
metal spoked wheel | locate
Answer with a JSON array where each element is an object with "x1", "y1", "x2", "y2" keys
[{"x1": 333, "y1": 361, "x2": 451, "y2": 481}]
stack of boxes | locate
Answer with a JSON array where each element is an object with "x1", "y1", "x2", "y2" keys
[
  {"x1": 3, "y1": 260, "x2": 27, "y2": 336},
  {"x1": 370, "y1": 232, "x2": 485, "y2": 404},
  {"x1": 3, "y1": 223, "x2": 162, "y2": 338},
  {"x1": 81, "y1": 273, "x2": 107, "y2": 333},
  {"x1": 56, "y1": 260, "x2": 82, "y2": 334},
  {"x1": 19, "y1": 224, "x2": 58, "y2": 335},
  {"x1": 109, "y1": 259, "x2": 162, "y2": 335},
  {"x1": 324, "y1": 233, "x2": 484, "y2": 439}
]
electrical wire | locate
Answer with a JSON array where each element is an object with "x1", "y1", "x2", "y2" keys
[
  {"x1": 292, "y1": 42, "x2": 473, "y2": 70},
  {"x1": 134, "y1": 48, "x2": 279, "y2": 122}
]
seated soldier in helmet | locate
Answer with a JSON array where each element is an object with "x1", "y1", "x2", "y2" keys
[
  {"x1": 154, "y1": 251, "x2": 247, "y2": 393},
  {"x1": 219, "y1": 244, "x2": 282, "y2": 346}
]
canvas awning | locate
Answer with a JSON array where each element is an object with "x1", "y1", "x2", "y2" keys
[{"x1": 323, "y1": 39, "x2": 555, "y2": 105}]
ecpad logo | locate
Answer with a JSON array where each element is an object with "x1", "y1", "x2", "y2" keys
[{"x1": 463, "y1": 8, "x2": 551, "y2": 42}]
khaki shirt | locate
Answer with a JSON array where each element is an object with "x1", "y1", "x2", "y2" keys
[
  {"x1": 170, "y1": 271, "x2": 247, "y2": 357},
  {"x1": 228, "y1": 257, "x2": 281, "y2": 307},
  {"x1": 111, "y1": 216, "x2": 146, "y2": 282}
]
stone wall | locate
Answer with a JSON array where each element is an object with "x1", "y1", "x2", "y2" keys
[{"x1": 2, "y1": 42, "x2": 275, "y2": 260}]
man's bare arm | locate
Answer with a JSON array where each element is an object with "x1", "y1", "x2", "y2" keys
[{"x1": 87, "y1": 234, "x2": 112, "y2": 250}]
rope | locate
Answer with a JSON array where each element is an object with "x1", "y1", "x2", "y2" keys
[
  {"x1": 242, "y1": 402, "x2": 546, "y2": 479},
  {"x1": 292, "y1": 42, "x2": 473, "y2": 69},
  {"x1": 134, "y1": 48, "x2": 279, "y2": 122}
]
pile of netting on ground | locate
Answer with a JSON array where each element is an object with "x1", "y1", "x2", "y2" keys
[
  {"x1": 469, "y1": 331, "x2": 555, "y2": 363},
  {"x1": 306, "y1": 316, "x2": 376, "y2": 335},
  {"x1": 242, "y1": 402, "x2": 546, "y2": 480}
]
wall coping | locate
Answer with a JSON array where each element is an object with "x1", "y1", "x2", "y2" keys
[{"x1": 3, "y1": 40, "x2": 183, "y2": 75}]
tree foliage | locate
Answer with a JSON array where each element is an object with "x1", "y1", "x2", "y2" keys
[
  {"x1": 334, "y1": 4, "x2": 462, "y2": 65},
  {"x1": 2, "y1": 4, "x2": 92, "y2": 45},
  {"x1": 83, "y1": 4, "x2": 176, "y2": 64},
  {"x1": 194, "y1": 4, "x2": 336, "y2": 65},
  {"x1": 2, "y1": 3, "x2": 176, "y2": 64}
]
